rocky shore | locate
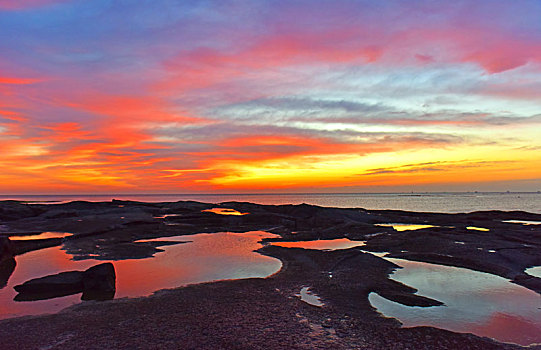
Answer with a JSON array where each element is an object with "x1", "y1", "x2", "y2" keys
[{"x1": 0, "y1": 200, "x2": 540, "y2": 349}]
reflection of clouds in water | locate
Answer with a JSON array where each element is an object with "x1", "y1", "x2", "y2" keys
[
  {"x1": 118, "y1": 231, "x2": 282, "y2": 295},
  {"x1": 502, "y1": 220, "x2": 541, "y2": 225},
  {"x1": 471, "y1": 312, "x2": 541, "y2": 346},
  {"x1": 369, "y1": 259, "x2": 541, "y2": 345},
  {"x1": 525, "y1": 266, "x2": 541, "y2": 278},
  {"x1": 9, "y1": 232, "x2": 72, "y2": 240},
  {"x1": 202, "y1": 208, "x2": 248, "y2": 216},
  {"x1": 0, "y1": 231, "x2": 281, "y2": 320},
  {"x1": 297, "y1": 287, "x2": 324, "y2": 307},
  {"x1": 466, "y1": 226, "x2": 489, "y2": 231},
  {"x1": 271, "y1": 238, "x2": 365, "y2": 251},
  {"x1": 375, "y1": 223, "x2": 437, "y2": 231}
]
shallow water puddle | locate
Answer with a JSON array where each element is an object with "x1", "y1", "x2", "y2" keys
[
  {"x1": 8, "y1": 231, "x2": 73, "y2": 240},
  {"x1": 153, "y1": 214, "x2": 182, "y2": 219},
  {"x1": 502, "y1": 220, "x2": 541, "y2": 225},
  {"x1": 525, "y1": 266, "x2": 541, "y2": 278},
  {"x1": 0, "y1": 231, "x2": 281, "y2": 319},
  {"x1": 271, "y1": 238, "x2": 365, "y2": 250},
  {"x1": 296, "y1": 286, "x2": 324, "y2": 307},
  {"x1": 375, "y1": 223, "x2": 437, "y2": 231},
  {"x1": 466, "y1": 226, "x2": 490, "y2": 232},
  {"x1": 369, "y1": 258, "x2": 541, "y2": 346},
  {"x1": 202, "y1": 208, "x2": 248, "y2": 215}
]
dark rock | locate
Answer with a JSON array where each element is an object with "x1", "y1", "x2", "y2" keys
[
  {"x1": 512, "y1": 273, "x2": 541, "y2": 294},
  {"x1": 10, "y1": 238, "x2": 63, "y2": 256},
  {"x1": 0, "y1": 237, "x2": 16, "y2": 289},
  {"x1": 0, "y1": 257, "x2": 16, "y2": 289},
  {"x1": 82, "y1": 263, "x2": 116, "y2": 300},
  {"x1": 376, "y1": 290, "x2": 444, "y2": 307},
  {"x1": 13, "y1": 263, "x2": 116, "y2": 301},
  {"x1": 0, "y1": 201, "x2": 45, "y2": 221},
  {"x1": 14, "y1": 271, "x2": 84, "y2": 295},
  {"x1": 14, "y1": 287, "x2": 84, "y2": 302},
  {"x1": 0, "y1": 237, "x2": 14, "y2": 262}
]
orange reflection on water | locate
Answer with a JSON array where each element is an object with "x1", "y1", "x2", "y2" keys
[
  {"x1": 202, "y1": 208, "x2": 248, "y2": 216},
  {"x1": 375, "y1": 223, "x2": 437, "y2": 231},
  {"x1": 9, "y1": 232, "x2": 72, "y2": 240},
  {"x1": 272, "y1": 238, "x2": 365, "y2": 250},
  {"x1": 0, "y1": 231, "x2": 281, "y2": 319}
]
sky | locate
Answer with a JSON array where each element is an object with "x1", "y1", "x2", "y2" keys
[{"x1": 0, "y1": 0, "x2": 540, "y2": 194}]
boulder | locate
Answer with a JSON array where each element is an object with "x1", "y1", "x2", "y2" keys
[
  {"x1": 82, "y1": 262, "x2": 116, "y2": 300},
  {"x1": 13, "y1": 262, "x2": 116, "y2": 301}
]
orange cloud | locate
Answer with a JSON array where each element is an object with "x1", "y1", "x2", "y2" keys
[{"x1": 0, "y1": 76, "x2": 42, "y2": 85}]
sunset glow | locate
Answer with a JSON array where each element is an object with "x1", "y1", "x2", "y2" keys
[{"x1": 1, "y1": 0, "x2": 540, "y2": 193}]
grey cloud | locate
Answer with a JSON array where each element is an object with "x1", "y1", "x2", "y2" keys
[{"x1": 359, "y1": 160, "x2": 516, "y2": 176}]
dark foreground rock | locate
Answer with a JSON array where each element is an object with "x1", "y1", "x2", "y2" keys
[
  {"x1": 0, "y1": 236, "x2": 14, "y2": 261},
  {"x1": 0, "y1": 237, "x2": 16, "y2": 288},
  {"x1": 82, "y1": 262, "x2": 116, "y2": 301},
  {"x1": 14, "y1": 271, "x2": 84, "y2": 294},
  {"x1": 0, "y1": 257, "x2": 15, "y2": 288},
  {"x1": 14, "y1": 263, "x2": 115, "y2": 302}
]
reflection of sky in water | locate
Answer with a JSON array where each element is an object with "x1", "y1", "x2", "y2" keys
[
  {"x1": 0, "y1": 231, "x2": 281, "y2": 320},
  {"x1": 271, "y1": 238, "x2": 365, "y2": 250},
  {"x1": 369, "y1": 259, "x2": 541, "y2": 346},
  {"x1": 8, "y1": 232, "x2": 72, "y2": 240},
  {"x1": 525, "y1": 266, "x2": 541, "y2": 278},
  {"x1": 201, "y1": 208, "x2": 247, "y2": 215},
  {"x1": 375, "y1": 223, "x2": 437, "y2": 231},
  {"x1": 502, "y1": 220, "x2": 541, "y2": 225},
  {"x1": 153, "y1": 214, "x2": 182, "y2": 219},
  {"x1": 466, "y1": 226, "x2": 490, "y2": 231},
  {"x1": 297, "y1": 286, "x2": 324, "y2": 307}
]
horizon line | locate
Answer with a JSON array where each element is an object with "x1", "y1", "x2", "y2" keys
[{"x1": 1, "y1": 191, "x2": 540, "y2": 197}]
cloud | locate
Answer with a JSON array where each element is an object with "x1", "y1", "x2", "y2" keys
[{"x1": 359, "y1": 160, "x2": 517, "y2": 177}]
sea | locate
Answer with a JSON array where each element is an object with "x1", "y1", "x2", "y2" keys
[{"x1": 1, "y1": 192, "x2": 540, "y2": 213}]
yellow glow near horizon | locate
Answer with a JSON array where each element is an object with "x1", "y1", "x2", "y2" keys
[{"x1": 206, "y1": 144, "x2": 541, "y2": 190}]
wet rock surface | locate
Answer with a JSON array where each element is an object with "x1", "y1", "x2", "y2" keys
[{"x1": 0, "y1": 199, "x2": 540, "y2": 349}]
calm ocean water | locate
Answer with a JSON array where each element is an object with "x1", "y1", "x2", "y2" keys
[{"x1": 1, "y1": 192, "x2": 540, "y2": 213}]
